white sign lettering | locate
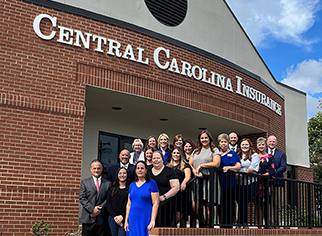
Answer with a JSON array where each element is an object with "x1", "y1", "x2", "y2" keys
[{"x1": 32, "y1": 13, "x2": 282, "y2": 116}]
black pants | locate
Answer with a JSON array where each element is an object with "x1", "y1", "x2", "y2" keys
[
  {"x1": 237, "y1": 182, "x2": 257, "y2": 225},
  {"x1": 82, "y1": 223, "x2": 104, "y2": 236},
  {"x1": 220, "y1": 187, "x2": 236, "y2": 227},
  {"x1": 156, "y1": 199, "x2": 176, "y2": 227}
]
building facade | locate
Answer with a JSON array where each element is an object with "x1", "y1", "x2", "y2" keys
[{"x1": 0, "y1": 0, "x2": 311, "y2": 234}]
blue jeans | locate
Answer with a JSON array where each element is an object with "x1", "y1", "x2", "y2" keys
[{"x1": 108, "y1": 216, "x2": 126, "y2": 236}]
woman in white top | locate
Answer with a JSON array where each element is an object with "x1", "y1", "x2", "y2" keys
[
  {"x1": 237, "y1": 138, "x2": 260, "y2": 225},
  {"x1": 129, "y1": 139, "x2": 145, "y2": 165}
]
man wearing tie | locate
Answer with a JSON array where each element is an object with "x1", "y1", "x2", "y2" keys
[
  {"x1": 106, "y1": 149, "x2": 135, "y2": 182},
  {"x1": 267, "y1": 135, "x2": 287, "y2": 178},
  {"x1": 79, "y1": 159, "x2": 111, "y2": 236},
  {"x1": 228, "y1": 132, "x2": 239, "y2": 152},
  {"x1": 267, "y1": 135, "x2": 287, "y2": 225}
]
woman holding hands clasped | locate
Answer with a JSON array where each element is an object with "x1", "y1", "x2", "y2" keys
[
  {"x1": 189, "y1": 130, "x2": 220, "y2": 227},
  {"x1": 148, "y1": 151, "x2": 180, "y2": 226},
  {"x1": 106, "y1": 167, "x2": 130, "y2": 236},
  {"x1": 168, "y1": 147, "x2": 191, "y2": 225},
  {"x1": 124, "y1": 161, "x2": 159, "y2": 236},
  {"x1": 217, "y1": 133, "x2": 241, "y2": 227},
  {"x1": 237, "y1": 138, "x2": 260, "y2": 225},
  {"x1": 190, "y1": 130, "x2": 220, "y2": 177}
]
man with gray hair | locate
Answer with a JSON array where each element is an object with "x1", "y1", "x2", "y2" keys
[{"x1": 267, "y1": 135, "x2": 287, "y2": 178}]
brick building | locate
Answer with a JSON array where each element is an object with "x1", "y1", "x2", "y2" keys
[{"x1": 0, "y1": 0, "x2": 312, "y2": 235}]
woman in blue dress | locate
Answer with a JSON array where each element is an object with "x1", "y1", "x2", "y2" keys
[{"x1": 124, "y1": 161, "x2": 159, "y2": 236}]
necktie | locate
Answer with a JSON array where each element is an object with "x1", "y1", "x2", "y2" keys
[
  {"x1": 134, "y1": 153, "x2": 139, "y2": 164},
  {"x1": 95, "y1": 178, "x2": 100, "y2": 192}
]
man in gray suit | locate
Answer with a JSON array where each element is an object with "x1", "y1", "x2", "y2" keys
[{"x1": 79, "y1": 159, "x2": 111, "y2": 236}]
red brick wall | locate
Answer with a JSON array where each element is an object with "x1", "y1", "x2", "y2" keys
[
  {"x1": 295, "y1": 166, "x2": 314, "y2": 182},
  {"x1": 0, "y1": 0, "x2": 287, "y2": 234},
  {"x1": 0, "y1": 106, "x2": 83, "y2": 235},
  {"x1": 151, "y1": 228, "x2": 322, "y2": 235}
]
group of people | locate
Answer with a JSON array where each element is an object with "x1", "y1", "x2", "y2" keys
[{"x1": 79, "y1": 130, "x2": 287, "y2": 235}]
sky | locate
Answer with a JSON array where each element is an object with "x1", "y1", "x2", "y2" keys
[{"x1": 226, "y1": 0, "x2": 322, "y2": 118}]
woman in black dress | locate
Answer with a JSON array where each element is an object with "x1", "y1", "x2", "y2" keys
[
  {"x1": 106, "y1": 167, "x2": 130, "y2": 236},
  {"x1": 148, "y1": 151, "x2": 180, "y2": 226},
  {"x1": 168, "y1": 147, "x2": 191, "y2": 225}
]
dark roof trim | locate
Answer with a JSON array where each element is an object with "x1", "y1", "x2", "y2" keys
[
  {"x1": 223, "y1": 1, "x2": 306, "y2": 96},
  {"x1": 24, "y1": 0, "x2": 296, "y2": 98},
  {"x1": 276, "y1": 81, "x2": 306, "y2": 95}
]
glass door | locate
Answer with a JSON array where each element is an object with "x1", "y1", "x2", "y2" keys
[{"x1": 98, "y1": 131, "x2": 143, "y2": 174}]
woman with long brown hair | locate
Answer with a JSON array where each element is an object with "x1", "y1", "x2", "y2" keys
[
  {"x1": 168, "y1": 147, "x2": 191, "y2": 225},
  {"x1": 189, "y1": 130, "x2": 220, "y2": 227},
  {"x1": 189, "y1": 130, "x2": 220, "y2": 177},
  {"x1": 236, "y1": 138, "x2": 259, "y2": 225},
  {"x1": 183, "y1": 139, "x2": 196, "y2": 162},
  {"x1": 106, "y1": 167, "x2": 130, "y2": 236}
]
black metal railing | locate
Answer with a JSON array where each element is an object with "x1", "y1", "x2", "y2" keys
[{"x1": 157, "y1": 168, "x2": 322, "y2": 228}]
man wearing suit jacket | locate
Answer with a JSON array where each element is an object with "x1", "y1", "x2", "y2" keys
[
  {"x1": 228, "y1": 132, "x2": 239, "y2": 153},
  {"x1": 79, "y1": 160, "x2": 111, "y2": 236},
  {"x1": 106, "y1": 149, "x2": 135, "y2": 182},
  {"x1": 267, "y1": 135, "x2": 287, "y2": 225},
  {"x1": 267, "y1": 135, "x2": 287, "y2": 178}
]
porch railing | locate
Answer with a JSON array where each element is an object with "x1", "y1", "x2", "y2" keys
[{"x1": 157, "y1": 168, "x2": 322, "y2": 228}]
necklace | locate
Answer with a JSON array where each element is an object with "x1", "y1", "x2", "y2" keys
[{"x1": 152, "y1": 165, "x2": 164, "y2": 175}]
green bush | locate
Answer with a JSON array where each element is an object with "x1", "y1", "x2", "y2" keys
[{"x1": 32, "y1": 221, "x2": 49, "y2": 236}]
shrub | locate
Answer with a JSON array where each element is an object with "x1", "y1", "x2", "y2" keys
[{"x1": 32, "y1": 221, "x2": 49, "y2": 236}]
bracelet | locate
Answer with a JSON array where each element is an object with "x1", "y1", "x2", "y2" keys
[{"x1": 163, "y1": 194, "x2": 167, "y2": 200}]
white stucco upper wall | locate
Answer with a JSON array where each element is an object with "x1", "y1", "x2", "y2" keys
[
  {"x1": 52, "y1": 0, "x2": 277, "y2": 86},
  {"x1": 278, "y1": 84, "x2": 310, "y2": 167}
]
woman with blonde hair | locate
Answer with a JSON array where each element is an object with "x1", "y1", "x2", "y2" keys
[
  {"x1": 255, "y1": 137, "x2": 276, "y2": 225},
  {"x1": 217, "y1": 133, "x2": 241, "y2": 227},
  {"x1": 157, "y1": 133, "x2": 172, "y2": 165}
]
